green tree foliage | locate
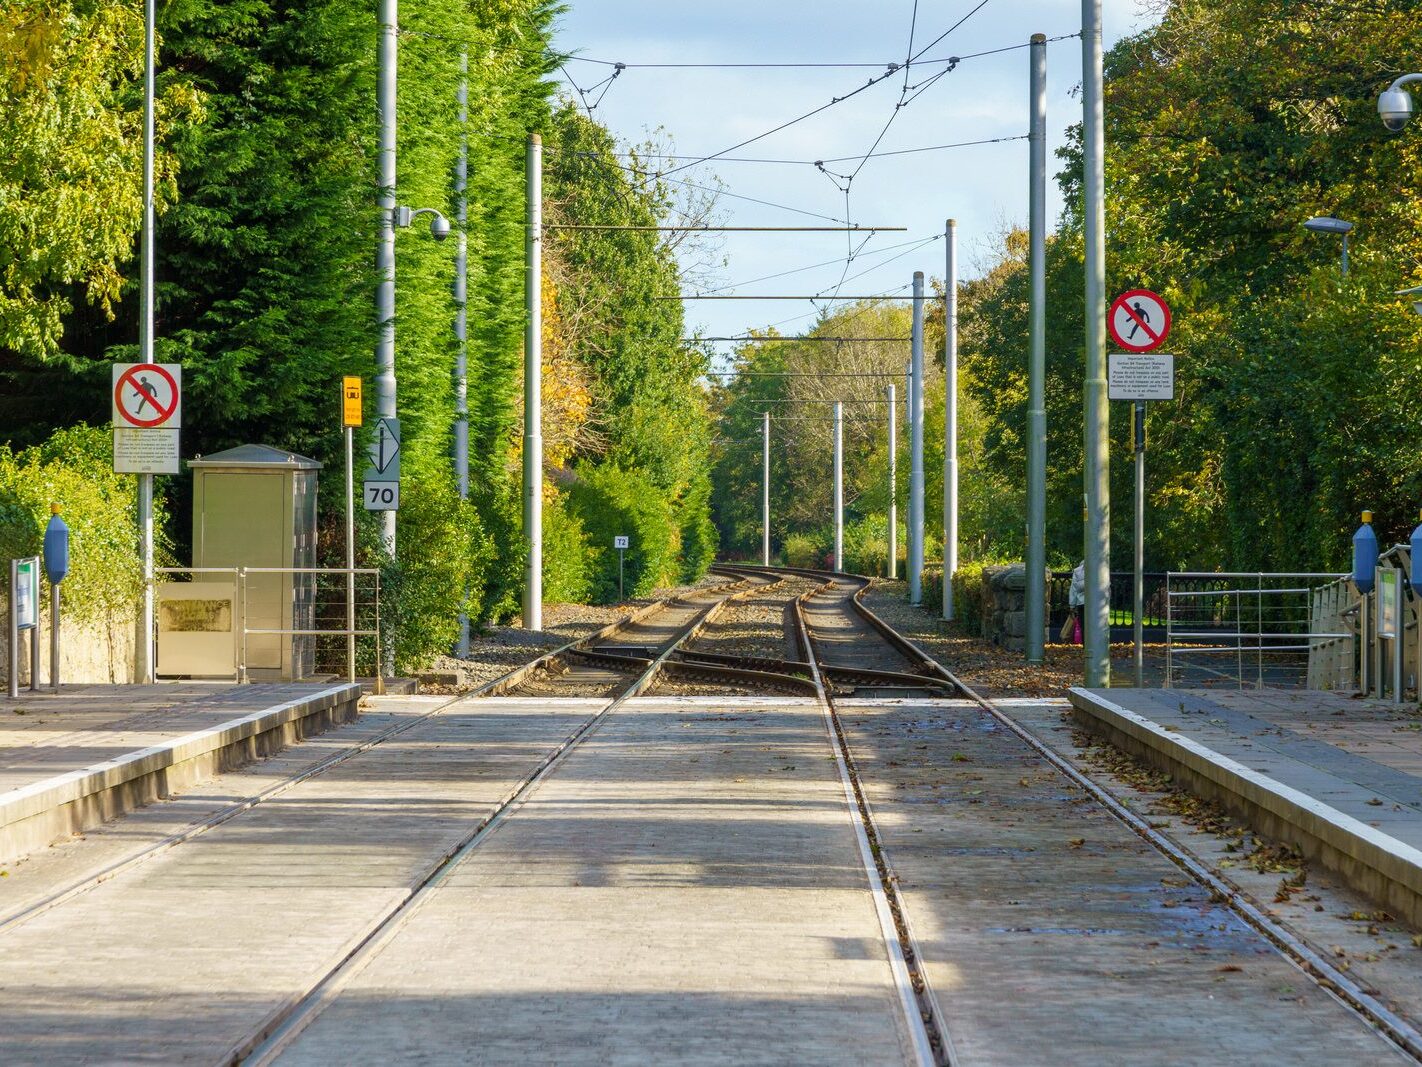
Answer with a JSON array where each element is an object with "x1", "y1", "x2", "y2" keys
[
  {"x1": 959, "y1": 0, "x2": 1422, "y2": 572},
  {"x1": 566, "y1": 464, "x2": 678, "y2": 601},
  {"x1": 0, "y1": 2, "x2": 194, "y2": 364}
]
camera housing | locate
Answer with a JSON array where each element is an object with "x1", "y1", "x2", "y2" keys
[{"x1": 1379, "y1": 87, "x2": 1414, "y2": 132}]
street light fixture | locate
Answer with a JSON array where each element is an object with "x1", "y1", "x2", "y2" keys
[
  {"x1": 1379, "y1": 74, "x2": 1422, "y2": 132},
  {"x1": 1303, "y1": 215, "x2": 1354, "y2": 277}
]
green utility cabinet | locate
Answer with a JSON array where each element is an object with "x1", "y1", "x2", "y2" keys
[{"x1": 189, "y1": 445, "x2": 321, "y2": 680}]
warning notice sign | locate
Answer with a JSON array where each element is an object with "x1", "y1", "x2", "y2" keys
[{"x1": 113, "y1": 363, "x2": 182, "y2": 429}]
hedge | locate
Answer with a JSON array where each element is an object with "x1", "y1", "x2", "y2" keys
[
  {"x1": 0, "y1": 425, "x2": 160, "y2": 624},
  {"x1": 566, "y1": 464, "x2": 678, "y2": 602}
]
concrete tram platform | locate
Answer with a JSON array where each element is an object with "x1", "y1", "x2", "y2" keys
[
  {"x1": 0, "y1": 681, "x2": 362, "y2": 865},
  {"x1": 1069, "y1": 686, "x2": 1422, "y2": 927}
]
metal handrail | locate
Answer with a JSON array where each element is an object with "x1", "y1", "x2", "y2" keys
[{"x1": 153, "y1": 565, "x2": 380, "y2": 686}]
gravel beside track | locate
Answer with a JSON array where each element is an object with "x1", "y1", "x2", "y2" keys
[
  {"x1": 431, "y1": 575, "x2": 730, "y2": 690},
  {"x1": 685, "y1": 574, "x2": 820, "y2": 662}
]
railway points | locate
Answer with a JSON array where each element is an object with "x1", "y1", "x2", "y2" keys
[{"x1": 0, "y1": 566, "x2": 1416, "y2": 1065}]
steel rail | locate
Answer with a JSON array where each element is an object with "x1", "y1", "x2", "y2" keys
[
  {"x1": 837, "y1": 576, "x2": 1422, "y2": 1063},
  {"x1": 229, "y1": 575, "x2": 782, "y2": 1065},
  {"x1": 0, "y1": 575, "x2": 756, "y2": 940},
  {"x1": 789, "y1": 576, "x2": 952, "y2": 1067}
]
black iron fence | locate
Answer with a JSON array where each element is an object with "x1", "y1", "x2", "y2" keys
[{"x1": 1047, "y1": 570, "x2": 1170, "y2": 639}]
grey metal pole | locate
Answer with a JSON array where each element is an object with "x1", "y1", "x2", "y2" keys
[
  {"x1": 943, "y1": 221, "x2": 958, "y2": 621},
  {"x1": 833, "y1": 400, "x2": 844, "y2": 571},
  {"x1": 762, "y1": 410, "x2": 771, "y2": 566},
  {"x1": 1082, "y1": 0, "x2": 1111, "y2": 686},
  {"x1": 1341, "y1": 232, "x2": 1350, "y2": 279},
  {"x1": 375, "y1": 0, "x2": 398, "y2": 560},
  {"x1": 909, "y1": 272, "x2": 926, "y2": 604},
  {"x1": 454, "y1": 51, "x2": 470, "y2": 657},
  {"x1": 345, "y1": 425, "x2": 356, "y2": 683},
  {"x1": 50, "y1": 582, "x2": 60, "y2": 692},
  {"x1": 887, "y1": 383, "x2": 897, "y2": 579},
  {"x1": 1134, "y1": 401, "x2": 1145, "y2": 687},
  {"x1": 8, "y1": 560, "x2": 17, "y2": 700},
  {"x1": 1026, "y1": 32, "x2": 1049, "y2": 664},
  {"x1": 136, "y1": 0, "x2": 157, "y2": 685},
  {"x1": 523, "y1": 134, "x2": 544, "y2": 631}
]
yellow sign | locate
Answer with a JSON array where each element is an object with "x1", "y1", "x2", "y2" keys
[{"x1": 342, "y1": 377, "x2": 363, "y2": 427}]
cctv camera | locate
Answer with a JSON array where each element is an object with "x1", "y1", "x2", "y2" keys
[
  {"x1": 1379, "y1": 87, "x2": 1414, "y2": 132},
  {"x1": 430, "y1": 214, "x2": 451, "y2": 241}
]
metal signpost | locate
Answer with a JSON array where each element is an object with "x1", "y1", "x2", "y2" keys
[
  {"x1": 614, "y1": 535, "x2": 629, "y2": 600},
  {"x1": 343, "y1": 377, "x2": 362, "y2": 682},
  {"x1": 363, "y1": 417, "x2": 401, "y2": 512},
  {"x1": 1107, "y1": 287, "x2": 1174, "y2": 687},
  {"x1": 8, "y1": 556, "x2": 40, "y2": 699}
]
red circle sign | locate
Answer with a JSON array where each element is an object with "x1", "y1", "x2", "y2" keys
[
  {"x1": 1108, "y1": 289, "x2": 1171, "y2": 352},
  {"x1": 114, "y1": 364, "x2": 180, "y2": 428}
]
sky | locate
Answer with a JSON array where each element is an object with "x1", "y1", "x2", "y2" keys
[{"x1": 549, "y1": 1, "x2": 1160, "y2": 364}]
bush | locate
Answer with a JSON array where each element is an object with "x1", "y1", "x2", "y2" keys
[
  {"x1": 949, "y1": 560, "x2": 996, "y2": 637},
  {"x1": 566, "y1": 464, "x2": 678, "y2": 602},
  {"x1": 784, "y1": 530, "x2": 828, "y2": 569},
  {"x1": 675, "y1": 475, "x2": 718, "y2": 584},
  {"x1": 0, "y1": 425, "x2": 162, "y2": 624},
  {"x1": 543, "y1": 489, "x2": 592, "y2": 603},
  {"x1": 379, "y1": 475, "x2": 494, "y2": 671}
]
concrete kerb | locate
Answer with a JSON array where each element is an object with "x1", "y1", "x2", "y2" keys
[
  {"x1": 1068, "y1": 686, "x2": 1422, "y2": 929},
  {"x1": 0, "y1": 682, "x2": 361, "y2": 866}
]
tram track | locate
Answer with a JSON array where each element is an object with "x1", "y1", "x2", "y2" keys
[
  {"x1": 0, "y1": 573, "x2": 763, "y2": 941},
  {"x1": 5, "y1": 562, "x2": 1415, "y2": 1064}
]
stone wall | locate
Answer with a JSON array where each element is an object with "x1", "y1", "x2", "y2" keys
[
  {"x1": 0, "y1": 593, "x2": 137, "y2": 687},
  {"x1": 980, "y1": 563, "x2": 1050, "y2": 652}
]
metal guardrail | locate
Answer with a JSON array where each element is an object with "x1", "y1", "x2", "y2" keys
[
  {"x1": 1164, "y1": 571, "x2": 1347, "y2": 690},
  {"x1": 154, "y1": 566, "x2": 381, "y2": 685}
]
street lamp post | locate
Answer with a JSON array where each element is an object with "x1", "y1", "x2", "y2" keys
[{"x1": 1303, "y1": 216, "x2": 1353, "y2": 277}]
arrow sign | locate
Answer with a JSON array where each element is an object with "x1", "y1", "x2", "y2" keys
[
  {"x1": 364, "y1": 417, "x2": 401, "y2": 480},
  {"x1": 1108, "y1": 289, "x2": 1171, "y2": 353}
]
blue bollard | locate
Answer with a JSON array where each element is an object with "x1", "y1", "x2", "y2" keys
[{"x1": 1353, "y1": 510, "x2": 1379, "y2": 594}]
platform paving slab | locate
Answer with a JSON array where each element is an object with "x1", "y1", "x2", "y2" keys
[
  {"x1": 1069, "y1": 686, "x2": 1422, "y2": 930},
  {"x1": 0, "y1": 696, "x2": 603, "y2": 1063},
  {"x1": 0, "y1": 682, "x2": 363, "y2": 865},
  {"x1": 273, "y1": 696, "x2": 918, "y2": 1066},
  {"x1": 834, "y1": 696, "x2": 1402, "y2": 1066}
]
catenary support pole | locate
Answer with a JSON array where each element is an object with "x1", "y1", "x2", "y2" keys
[
  {"x1": 1134, "y1": 401, "x2": 1146, "y2": 687},
  {"x1": 762, "y1": 410, "x2": 771, "y2": 566},
  {"x1": 887, "y1": 383, "x2": 897, "y2": 579},
  {"x1": 375, "y1": 0, "x2": 398, "y2": 560},
  {"x1": 833, "y1": 401, "x2": 844, "y2": 571},
  {"x1": 136, "y1": 0, "x2": 157, "y2": 684},
  {"x1": 454, "y1": 50, "x2": 470, "y2": 656},
  {"x1": 909, "y1": 272, "x2": 926, "y2": 604},
  {"x1": 1082, "y1": 0, "x2": 1111, "y2": 686},
  {"x1": 943, "y1": 221, "x2": 958, "y2": 621},
  {"x1": 1026, "y1": 32, "x2": 1049, "y2": 664},
  {"x1": 523, "y1": 134, "x2": 544, "y2": 631}
]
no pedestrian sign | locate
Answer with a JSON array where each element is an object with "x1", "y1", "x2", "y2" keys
[
  {"x1": 113, "y1": 363, "x2": 181, "y2": 429},
  {"x1": 1108, "y1": 289, "x2": 1171, "y2": 353}
]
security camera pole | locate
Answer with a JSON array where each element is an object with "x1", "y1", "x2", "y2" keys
[
  {"x1": 375, "y1": 0, "x2": 449, "y2": 564},
  {"x1": 524, "y1": 133, "x2": 544, "y2": 631}
]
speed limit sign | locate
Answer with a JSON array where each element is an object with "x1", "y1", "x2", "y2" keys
[{"x1": 363, "y1": 481, "x2": 400, "y2": 511}]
